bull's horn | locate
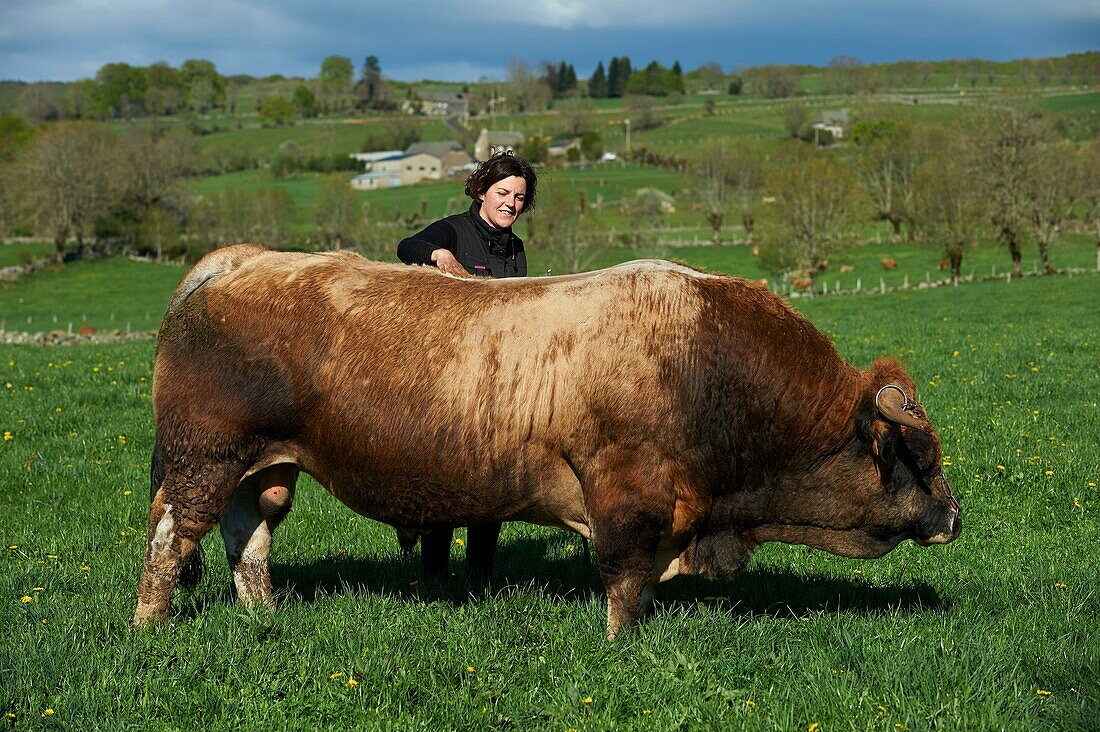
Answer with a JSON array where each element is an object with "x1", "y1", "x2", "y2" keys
[{"x1": 875, "y1": 384, "x2": 923, "y2": 428}]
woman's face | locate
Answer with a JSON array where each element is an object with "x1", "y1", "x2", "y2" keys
[{"x1": 478, "y1": 175, "x2": 528, "y2": 229}]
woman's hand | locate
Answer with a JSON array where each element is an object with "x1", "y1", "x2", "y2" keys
[{"x1": 431, "y1": 249, "x2": 472, "y2": 278}]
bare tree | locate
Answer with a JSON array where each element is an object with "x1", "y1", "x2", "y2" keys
[
  {"x1": 2, "y1": 122, "x2": 121, "y2": 261},
  {"x1": 760, "y1": 145, "x2": 858, "y2": 292},
  {"x1": 314, "y1": 175, "x2": 363, "y2": 250},
  {"x1": 694, "y1": 138, "x2": 733, "y2": 244},
  {"x1": 852, "y1": 119, "x2": 925, "y2": 240},
  {"x1": 116, "y1": 129, "x2": 196, "y2": 257},
  {"x1": 538, "y1": 188, "x2": 598, "y2": 274},
  {"x1": 913, "y1": 128, "x2": 983, "y2": 282},
  {"x1": 973, "y1": 105, "x2": 1046, "y2": 278},
  {"x1": 507, "y1": 59, "x2": 552, "y2": 113},
  {"x1": 1027, "y1": 140, "x2": 1082, "y2": 274},
  {"x1": 1083, "y1": 138, "x2": 1100, "y2": 272},
  {"x1": 729, "y1": 140, "x2": 765, "y2": 245}
]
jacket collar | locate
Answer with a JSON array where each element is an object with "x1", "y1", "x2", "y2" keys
[{"x1": 468, "y1": 202, "x2": 512, "y2": 248}]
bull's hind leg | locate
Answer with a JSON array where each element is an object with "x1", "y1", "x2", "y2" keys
[
  {"x1": 134, "y1": 459, "x2": 243, "y2": 627},
  {"x1": 220, "y1": 464, "x2": 298, "y2": 609}
]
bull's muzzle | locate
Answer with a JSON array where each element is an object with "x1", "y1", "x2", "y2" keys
[{"x1": 917, "y1": 476, "x2": 961, "y2": 545}]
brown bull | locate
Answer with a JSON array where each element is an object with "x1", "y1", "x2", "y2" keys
[{"x1": 134, "y1": 244, "x2": 961, "y2": 639}]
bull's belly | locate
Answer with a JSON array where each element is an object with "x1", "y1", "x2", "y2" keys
[{"x1": 306, "y1": 451, "x2": 590, "y2": 536}]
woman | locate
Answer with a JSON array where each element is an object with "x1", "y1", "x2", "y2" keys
[
  {"x1": 397, "y1": 150, "x2": 537, "y2": 278},
  {"x1": 395, "y1": 151, "x2": 538, "y2": 583}
]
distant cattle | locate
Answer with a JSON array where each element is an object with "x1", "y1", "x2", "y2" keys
[
  {"x1": 882, "y1": 258, "x2": 898, "y2": 270},
  {"x1": 791, "y1": 277, "x2": 813, "y2": 289},
  {"x1": 134, "y1": 246, "x2": 960, "y2": 639},
  {"x1": 839, "y1": 264, "x2": 855, "y2": 273}
]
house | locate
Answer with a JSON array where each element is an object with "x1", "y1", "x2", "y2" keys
[
  {"x1": 405, "y1": 140, "x2": 475, "y2": 176},
  {"x1": 349, "y1": 150, "x2": 403, "y2": 165},
  {"x1": 349, "y1": 151, "x2": 442, "y2": 189},
  {"x1": 474, "y1": 129, "x2": 524, "y2": 162},
  {"x1": 548, "y1": 137, "x2": 581, "y2": 157},
  {"x1": 401, "y1": 92, "x2": 467, "y2": 117},
  {"x1": 811, "y1": 109, "x2": 849, "y2": 143}
]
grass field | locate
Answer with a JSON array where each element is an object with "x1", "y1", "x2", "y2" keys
[{"x1": 1, "y1": 260, "x2": 1097, "y2": 728}]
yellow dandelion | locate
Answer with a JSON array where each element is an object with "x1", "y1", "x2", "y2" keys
[
  {"x1": 453, "y1": 537, "x2": 464, "y2": 547},
  {"x1": 895, "y1": 725, "x2": 907, "y2": 731},
  {"x1": 124, "y1": 490, "x2": 132, "y2": 496},
  {"x1": 40, "y1": 619, "x2": 47, "y2": 625},
  {"x1": 583, "y1": 696, "x2": 594, "y2": 705},
  {"x1": 745, "y1": 700, "x2": 756, "y2": 709},
  {"x1": 466, "y1": 666, "x2": 475, "y2": 673},
  {"x1": 1037, "y1": 689, "x2": 1052, "y2": 697},
  {"x1": 47, "y1": 554, "x2": 58, "y2": 560},
  {"x1": 1089, "y1": 482, "x2": 1097, "y2": 488},
  {"x1": 92, "y1": 366, "x2": 100, "y2": 373},
  {"x1": 42, "y1": 709, "x2": 54, "y2": 717},
  {"x1": 1045, "y1": 470, "x2": 1053, "y2": 477},
  {"x1": 643, "y1": 709, "x2": 652, "y2": 715},
  {"x1": 808, "y1": 723, "x2": 820, "y2": 732},
  {"x1": 5, "y1": 712, "x2": 14, "y2": 719},
  {"x1": 877, "y1": 705, "x2": 888, "y2": 713},
  {"x1": 118, "y1": 435, "x2": 127, "y2": 445},
  {"x1": 80, "y1": 565, "x2": 91, "y2": 571},
  {"x1": 32, "y1": 587, "x2": 43, "y2": 592},
  {"x1": 3, "y1": 431, "x2": 12, "y2": 441},
  {"x1": 996, "y1": 465, "x2": 1006, "y2": 472},
  {"x1": 565, "y1": 544, "x2": 575, "y2": 552},
  {"x1": 346, "y1": 678, "x2": 359, "y2": 688},
  {"x1": 8, "y1": 545, "x2": 16, "y2": 550},
  {"x1": 1054, "y1": 582, "x2": 1067, "y2": 590},
  {"x1": 1073, "y1": 498, "x2": 1081, "y2": 509},
  {"x1": 3, "y1": 382, "x2": 10, "y2": 389},
  {"x1": 329, "y1": 672, "x2": 344, "y2": 680},
  {"x1": 21, "y1": 595, "x2": 33, "y2": 603}
]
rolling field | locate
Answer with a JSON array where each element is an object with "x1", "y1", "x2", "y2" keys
[{"x1": 1, "y1": 261, "x2": 1097, "y2": 729}]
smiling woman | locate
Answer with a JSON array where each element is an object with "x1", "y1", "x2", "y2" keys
[
  {"x1": 396, "y1": 151, "x2": 538, "y2": 279},
  {"x1": 393, "y1": 150, "x2": 538, "y2": 583}
]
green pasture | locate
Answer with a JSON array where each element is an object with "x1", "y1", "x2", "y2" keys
[
  {"x1": 1, "y1": 269, "x2": 1097, "y2": 729},
  {"x1": 0, "y1": 243, "x2": 53, "y2": 269}
]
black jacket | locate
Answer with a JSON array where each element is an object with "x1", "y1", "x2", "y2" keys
[{"x1": 396, "y1": 203, "x2": 526, "y2": 278}]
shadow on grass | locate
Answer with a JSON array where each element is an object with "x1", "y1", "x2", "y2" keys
[{"x1": 228, "y1": 535, "x2": 945, "y2": 621}]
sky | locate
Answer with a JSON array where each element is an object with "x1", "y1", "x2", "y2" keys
[{"x1": 1, "y1": 0, "x2": 1097, "y2": 83}]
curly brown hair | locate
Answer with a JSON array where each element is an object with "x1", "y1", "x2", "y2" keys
[{"x1": 464, "y1": 151, "x2": 538, "y2": 213}]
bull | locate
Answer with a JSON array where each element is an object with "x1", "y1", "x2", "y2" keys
[{"x1": 134, "y1": 244, "x2": 961, "y2": 639}]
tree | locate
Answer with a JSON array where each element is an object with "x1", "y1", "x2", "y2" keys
[
  {"x1": 253, "y1": 188, "x2": 297, "y2": 246},
  {"x1": 292, "y1": 85, "x2": 318, "y2": 117},
  {"x1": 729, "y1": 140, "x2": 765, "y2": 245},
  {"x1": 320, "y1": 55, "x2": 353, "y2": 91},
  {"x1": 538, "y1": 187, "x2": 598, "y2": 274},
  {"x1": 356, "y1": 55, "x2": 390, "y2": 110},
  {"x1": 780, "y1": 102, "x2": 808, "y2": 138},
  {"x1": 115, "y1": 129, "x2": 196, "y2": 258},
  {"x1": 697, "y1": 61, "x2": 725, "y2": 91},
  {"x1": 180, "y1": 59, "x2": 225, "y2": 112},
  {"x1": 95, "y1": 63, "x2": 148, "y2": 117},
  {"x1": 1027, "y1": 140, "x2": 1082, "y2": 274},
  {"x1": 694, "y1": 138, "x2": 734, "y2": 244},
  {"x1": 579, "y1": 131, "x2": 603, "y2": 161},
  {"x1": 558, "y1": 99, "x2": 593, "y2": 136},
  {"x1": 15, "y1": 83, "x2": 64, "y2": 122},
  {"x1": 746, "y1": 65, "x2": 798, "y2": 99},
  {"x1": 259, "y1": 98, "x2": 295, "y2": 125},
  {"x1": 314, "y1": 175, "x2": 362, "y2": 249},
  {"x1": 760, "y1": 145, "x2": 858, "y2": 291},
  {"x1": 973, "y1": 105, "x2": 1046, "y2": 278},
  {"x1": 1083, "y1": 138, "x2": 1100, "y2": 272},
  {"x1": 851, "y1": 119, "x2": 924, "y2": 240},
  {"x1": 2, "y1": 123, "x2": 121, "y2": 261},
  {"x1": 588, "y1": 61, "x2": 608, "y2": 98},
  {"x1": 913, "y1": 128, "x2": 983, "y2": 282},
  {"x1": 507, "y1": 59, "x2": 551, "y2": 113},
  {"x1": 607, "y1": 56, "x2": 632, "y2": 98}
]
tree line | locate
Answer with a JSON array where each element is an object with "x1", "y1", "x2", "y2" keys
[{"x1": 690, "y1": 105, "x2": 1100, "y2": 289}]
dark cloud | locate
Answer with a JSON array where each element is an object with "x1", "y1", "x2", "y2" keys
[{"x1": 0, "y1": 0, "x2": 1095, "y2": 82}]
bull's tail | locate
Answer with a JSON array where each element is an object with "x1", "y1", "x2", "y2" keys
[
  {"x1": 164, "y1": 243, "x2": 268, "y2": 318},
  {"x1": 149, "y1": 436, "x2": 204, "y2": 591}
]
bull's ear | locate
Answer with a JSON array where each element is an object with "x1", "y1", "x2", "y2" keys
[{"x1": 858, "y1": 394, "x2": 897, "y2": 478}]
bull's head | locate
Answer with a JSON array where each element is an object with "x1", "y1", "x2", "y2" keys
[{"x1": 863, "y1": 384, "x2": 962, "y2": 547}]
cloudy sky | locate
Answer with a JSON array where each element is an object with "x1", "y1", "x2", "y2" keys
[{"x1": 1, "y1": 0, "x2": 1097, "y2": 83}]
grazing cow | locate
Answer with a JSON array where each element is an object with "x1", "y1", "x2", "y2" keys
[
  {"x1": 882, "y1": 258, "x2": 898, "y2": 270},
  {"x1": 134, "y1": 245, "x2": 961, "y2": 639}
]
